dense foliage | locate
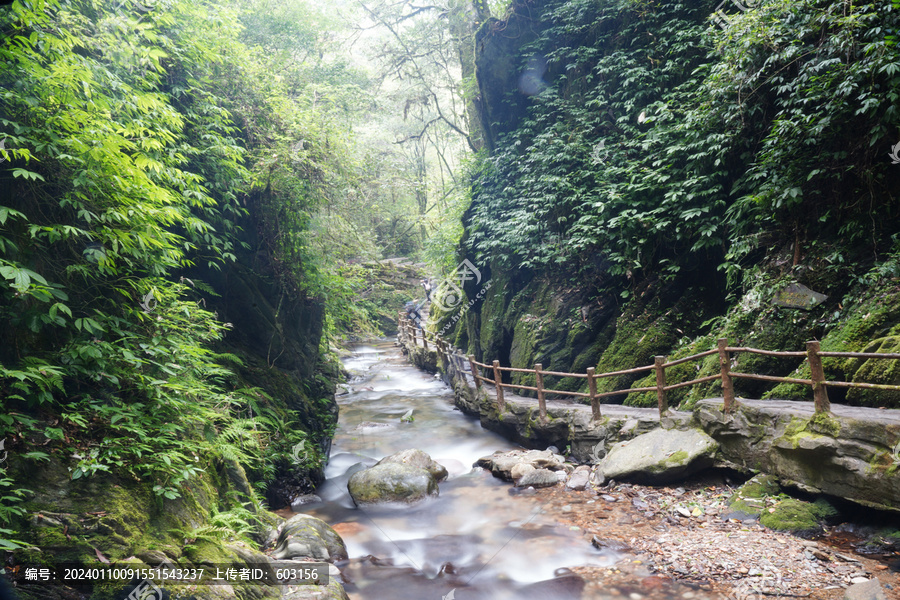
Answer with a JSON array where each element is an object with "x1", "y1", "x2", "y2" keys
[
  {"x1": 0, "y1": 0, "x2": 422, "y2": 551},
  {"x1": 464, "y1": 0, "x2": 900, "y2": 293}
]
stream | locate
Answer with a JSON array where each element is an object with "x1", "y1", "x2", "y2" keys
[{"x1": 290, "y1": 339, "x2": 618, "y2": 600}]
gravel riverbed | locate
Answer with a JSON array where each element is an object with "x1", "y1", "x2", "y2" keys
[{"x1": 511, "y1": 474, "x2": 900, "y2": 600}]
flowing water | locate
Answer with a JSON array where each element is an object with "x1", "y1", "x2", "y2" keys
[{"x1": 294, "y1": 340, "x2": 618, "y2": 600}]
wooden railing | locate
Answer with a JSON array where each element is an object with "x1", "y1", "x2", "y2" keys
[{"x1": 397, "y1": 313, "x2": 900, "y2": 421}]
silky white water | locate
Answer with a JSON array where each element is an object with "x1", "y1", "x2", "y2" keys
[{"x1": 296, "y1": 340, "x2": 617, "y2": 600}]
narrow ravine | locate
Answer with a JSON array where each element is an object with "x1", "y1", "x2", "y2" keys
[{"x1": 283, "y1": 340, "x2": 619, "y2": 600}]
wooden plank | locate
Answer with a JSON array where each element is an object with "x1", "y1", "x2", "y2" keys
[
  {"x1": 807, "y1": 340, "x2": 831, "y2": 413},
  {"x1": 718, "y1": 338, "x2": 735, "y2": 413},
  {"x1": 593, "y1": 364, "x2": 656, "y2": 379},
  {"x1": 499, "y1": 383, "x2": 540, "y2": 392},
  {"x1": 664, "y1": 373, "x2": 722, "y2": 391},
  {"x1": 655, "y1": 356, "x2": 668, "y2": 417},
  {"x1": 542, "y1": 388, "x2": 590, "y2": 398},
  {"x1": 823, "y1": 380, "x2": 900, "y2": 391},
  {"x1": 588, "y1": 367, "x2": 600, "y2": 420},
  {"x1": 492, "y1": 360, "x2": 505, "y2": 408},
  {"x1": 593, "y1": 386, "x2": 657, "y2": 400},
  {"x1": 540, "y1": 370, "x2": 589, "y2": 378},
  {"x1": 535, "y1": 363, "x2": 546, "y2": 420},
  {"x1": 500, "y1": 366, "x2": 536, "y2": 373},
  {"x1": 730, "y1": 372, "x2": 813, "y2": 385},
  {"x1": 468, "y1": 355, "x2": 482, "y2": 389},
  {"x1": 663, "y1": 348, "x2": 719, "y2": 368},
  {"x1": 726, "y1": 347, "x2": 806, "y2": 358},
  {"x1": 819, "y1": 351, "x2": 900, "y2": 359}
]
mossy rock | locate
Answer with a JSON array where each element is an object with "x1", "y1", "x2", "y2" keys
[
  {"x1": 272, "y1": 513, "x2": 348, "y2": 562},
  {"x1": 767, "y1": 283, "x2": 900, "y2": 403},
  {"x1": 347, "y1": 462, "x2": 439, "y2": 505},
  {"x1": 759, "y1": 498, "x2": 835, "y2": 535},
  {"x1": 727, "y1": 474, "x2": 781, "y2": 517},
  {"x1": 846, "y1": 336, "x2": 900, "y2": 406}
]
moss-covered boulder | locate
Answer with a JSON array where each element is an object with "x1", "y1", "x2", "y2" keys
[
  {"x1": 598, "y1": 427, "x2": 718, "y2": 483},
  {"x1": 377, "y1": 449, "x2": 448, "y2": 482},
  {"x1": 759, "y1": 498, "x2": 837, "y2": 535},
  {"x1": 272, "y1": 514, "x2": 348, "y2": 562},
  {"x1": 846, "y1": 336, "x2": 900, "y2": 406},
  {"x1": 347, "y1": 462, "x2": 439, "y2": 505},
  {"x1": 726, "y1": 474, "x2": 782, "y2": 519}
]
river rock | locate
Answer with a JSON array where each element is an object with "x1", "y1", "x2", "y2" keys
[
  {"x1": 377, "y1": 448, "x2": 449, "y2": 481},
  {"x1": 476, "y1": 449, "x2": 567, "y2": 482},
  {"x1": 516, "y1": 468, "x2": 560, "y2": 488},
  {"x1": 598, "y1": 427, "x2": 718, "y2": 483},
  {"x1": 843, "y1": 578, "x2": 887, "y2": 600},
  {"x1": 290, "y1": 493, "x2": 323, "y2": 510},
  {"x1": 510, "y1": 463, "x2": 535, "y2": 480},
  {"x1": 272, "y1": 514, "x2": 348, "y2": 562},
  {"x1": 348, "y1": 461, "x2": 439, "y2": 504},
  {"x1": 566, "y1": 466, "x2": 591, "y2": 490}
]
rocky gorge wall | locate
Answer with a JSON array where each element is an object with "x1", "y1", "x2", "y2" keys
[{"x1": 442, "y1": 0, "x2": 900, "y2": 410}]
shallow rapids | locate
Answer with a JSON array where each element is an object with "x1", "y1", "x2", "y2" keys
[{"x1": 293, "y1": 340, "x2": 618, "y2": 600}]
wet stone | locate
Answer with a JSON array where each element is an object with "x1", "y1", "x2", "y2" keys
[{"x1": 517, "y1": 468, "x2": 560, "y2": 489}]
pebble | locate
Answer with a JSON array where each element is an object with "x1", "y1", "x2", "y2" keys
[
  {"x1": 675, "y1": 506, "x2": 692, "y2": 518},
  {"x1": 850, "y1": 577, "x2": 870, "y2": 584},
  {"x1": 562, "y1": 504, "x2": 573, "y2": 513},
  {"x1": 602, "y1": 494, "x2": 618, "y2": 502}
]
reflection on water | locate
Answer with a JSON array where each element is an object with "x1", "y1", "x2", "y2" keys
[{"x1": 296, "y1": 340, "x2": 617, "y2": 600}]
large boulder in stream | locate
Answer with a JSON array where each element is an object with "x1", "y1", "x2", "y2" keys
[
  {"x1": 377, "y1": 448, "x2": 449, "y2": 481},
  {"x1": 272, "y1": 513, "x2": 348, "y2": 562},
  {"x1": 598, "y1": 427, "x2": 718, "y2": 483},
  {"x1": 348, "y1": 451, "x2": 441, "y2": 505}
]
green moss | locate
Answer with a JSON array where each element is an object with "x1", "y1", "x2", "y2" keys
[
  {"x1": 736, "y1": 473, "x2": 781, "y2": 499},
  {"x1": 813, "y1": 498, "x2": 839, "y2": 520},
  {"x1": 846, "y1": 336, "x2": 900, "y2": 406},
  {"x1": 666, "y1": 450, "x2": 690, "y2": 465},
  {"x1": 759, "y1": 498, "x2": 826, "y2": 534},
  {"x1": 809, "y1": 411, "x2": 841, "y2": 437},
  {"x1": 768, "y1": 282, "x2": 900, "y2": 405},
  {"x1": 727, "y1": 474, "x2": 781, "y2": 517}
]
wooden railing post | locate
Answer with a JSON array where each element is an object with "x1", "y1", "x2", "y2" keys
[
  {"x1": 655, "y1": 355, "x2": 668, "y2": 417},
  {"x1": 807, "y1": 340, "x2": 831, "y2": 413},
  {"x1": 422, "y1": 330, "x2": 429, "y2": 350},
  {"x1": 535, "y1": 363, "x2": 546, "y2": 420},
  {"x1": 492, "y1": 360, "x2": 505, "y2": 408},
  {"x1": 468, "y1": 355, "x2": 481, "y2": 389},
  {"x1": 587, "y1": 367, "x2": 600, "y2": 421},
  {"x1": 717, "y1": 338, "x2": 736, "y2": 412}
]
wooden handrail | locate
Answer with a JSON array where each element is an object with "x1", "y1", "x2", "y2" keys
[
  {"x1": 726, "y1": 346, "x2": 807, "y2": 358},
  {"x1": 664, "y1": 348, "x2": 719, "y2": 368},
  {"x1": 398, "y1": 317, "x2": 900, "y2": 421}
]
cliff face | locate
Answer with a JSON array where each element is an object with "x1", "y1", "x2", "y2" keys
[
  {"x1": 186, "y1": 203, "x2": 338, "y2": 508},
  {"x1": 449, "y1": 0, "x2": 900, "y2": 408}
]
